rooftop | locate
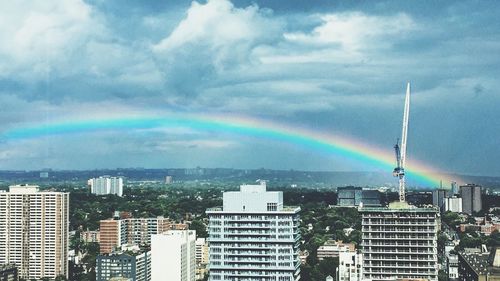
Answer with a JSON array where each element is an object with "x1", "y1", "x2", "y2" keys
[
  {"x1": 361, "y1": 202, "x2": 438, "y2": 213},
  {"x1": 459, "y1": 249, "x2": 500, "y2": 276}
]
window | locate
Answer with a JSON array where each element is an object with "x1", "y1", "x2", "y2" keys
[{"x1": 267, "y1": 203, "x2": 277, "y2": 211}]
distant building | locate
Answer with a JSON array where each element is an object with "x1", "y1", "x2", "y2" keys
[
  {"x1": 0, "y1": 264, "x2": 18, "y2": 281},
  {"x1": 317, "y1": 240, "x2": 355, "y2": 260},
  {"x1": 89, "y1": 176, "x2": 124, "y2": 197},
  {"x1": 195, "y1": 238, "x2": 208, "y2": 281},
  {"x1": 0, "y1": 185, "x2": 69, "y2": 280},
  {"x1": 432, "y1": 189, "x2": 448, "y2": 212},
  {"x1": 460, "y1": 184, "x2": 482, "y2": 215},
  {"x1": 337, "y1": 251, "x2": 363, "y2": 281},
  {"x1": 458, "y1": 248, "x2": 500, "y2": 280},
  {"x1": 445, "y1": 197, "x2": 463, "y2": 213},
  {"x1": 96, "y1": 247, "x2": 151, "y2": 281},
  {"x1": 451, "y1": 181, "x2": 459, "y2": 196},
  {"x1": 165, "y1": 176, "x2": 173, "y2": 184},
  {"x1": 360, "y1": 202, "x2": 439, "y2": 281},
  {"x1": 299, "y1": 250, "x2": 310, "y2": 265},
  {"x1": 81, "y1": 230, "x2": 100, "y2": 243},
  {"x1": 206, "y1": 181, "x2": 301, "y2": 281},
  {"x1": 99, "y1": 216, "x2": 187, "y2": 254},
  {"x1": 151, "y1": 230, "x2": 196, "y2": 281},
  {"x1": 337, "y1": 186, "x2": 381, "y2": 207},
  {"x1": 39, "y1": 171, "x2": 49, "y2": 178}
]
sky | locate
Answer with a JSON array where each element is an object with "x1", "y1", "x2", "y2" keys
[{"x1": 0, "y1": 0, "x2": 499, "y2": 176}]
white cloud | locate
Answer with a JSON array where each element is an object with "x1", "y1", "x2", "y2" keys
[
  {"x1": 153, "y1": 0, "x2": 282, "y2": 74},
  {"x1": 0, "y1": 0, "x2": 104, "y2": 77},
  {"x1": 284, "y1": 12, "x2": 415, "y2": 51}
]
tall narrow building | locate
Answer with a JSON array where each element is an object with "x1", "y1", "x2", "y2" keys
[
  {"x1": 206, "y1": 181, "x2": 301, "y2": 281},
  {"x1": 361, "y1": 202, "x2": 439, "y2": 281},
  {"x1": 0, "y1": 185, "x2": 69, "y2": 280}
]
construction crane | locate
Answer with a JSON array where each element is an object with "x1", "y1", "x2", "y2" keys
[{"x1": 393, "y1": 83, "x2": 411, "y2": 202}]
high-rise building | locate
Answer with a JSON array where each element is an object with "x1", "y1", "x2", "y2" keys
[
  {"x1": 89, "y1": 176, "x2": 124, "y2": 197},
  {"x1": 96, "y1": 247, "x2": 151, "y2": 281},
  {"x1": 99, "y1": 216, "x2": 186, "y2": 254},
  {"x1": 195, "y1": 238, "x2": 209, "y2": 280},
  {"x1": 432, "y1": 189, "x2": 447, "y2": 212},
  {"x1": 460, "y1": 184, "x2": 482, "y2": 215},
  {"x1": 444, "y1": 197, "x2": 463, "y2": 213},
  {"x1": 337, "y1": 251, "x2": 363, "y2": 281},
  {"x1": 337, "y1": 187, "x2": 381, "y2": 207},
  {"x1": 151, "y1": 230, "x2": 196, "y2": 281},
  {"x1": 100, "y1": 219, "x2": 124, "y2": 254},
  {"x1": 0, "y1": 185, "x2": 69, "y2": 280},
  {"x1": 0, "y1": 264, "x2": 18, "y2": 281},
  {"x1": 360, "y1": 202, "x2": 439, "y2": 281},
  {"x1": 206, "y1": 181, "x2": 301, "y2": 281}
]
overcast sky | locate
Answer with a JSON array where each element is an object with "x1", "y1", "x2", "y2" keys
[{"x1": 0, "y1": 0, "x2": 498, "y2": 175}]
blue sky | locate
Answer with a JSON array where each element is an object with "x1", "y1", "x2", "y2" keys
[{"x1": 0, "y1": 0, "x2": 499, "y2": 175}]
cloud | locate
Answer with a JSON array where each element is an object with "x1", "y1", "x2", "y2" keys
[{"x1": 151, "y1": 0, "x2": 283, "y2": 97}]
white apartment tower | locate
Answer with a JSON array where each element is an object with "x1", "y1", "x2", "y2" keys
[
  {"x1": 0, "y1": 185, "x2": 69, "y2": 280},
  {"x1": 360, "y1": 202, "x2": 439, "y2": 281},
  {"x1": 89, "y1": 176, "x2": 124, "y2": 196},
  {"x1": 151, "y1": 230, "x2": 196, "y2": 281},
  {"x1": 206, "y1": 181, "x2": 301, "y2": 281}
]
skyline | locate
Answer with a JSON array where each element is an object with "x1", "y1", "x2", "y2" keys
[{"x1": 0, "y1": 0, "x2": 499, "y2": 177}]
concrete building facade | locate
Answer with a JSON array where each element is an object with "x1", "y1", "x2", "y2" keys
[
  {"x1": 151, "y1": 230, "x2": 196, "y2": 281},
  {"x1": 460, "y1": 184, "x2": 482, "y2": 215},
  {"x1": 0, "y1": 185, "x2": 69, "y2": 280},
  {"x1": 360, "y1": 203, "x2": 439, "y2": 281},
  {"x1": 206, "y1": 182, "x2": 301, "y2": 281}
]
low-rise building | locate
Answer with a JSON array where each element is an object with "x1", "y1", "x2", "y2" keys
[
  {"x1": 96, "y1": 246, "x2": 151, "y2": 281},
  {"x1": 0, "y1": 264, "x2": 18, "y2": 281},
  {"x1": 317, "y1": 240, "x2": 355, "y2": 260},
  {"x1": 81, "y1": 230, "x2": 100, "y2": 243},
  {"x1": 458, "y1": 248, "x2": 500, "y2": 280}
]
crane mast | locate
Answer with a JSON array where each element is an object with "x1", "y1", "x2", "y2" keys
[{"x1": 393, "y1": 83, "x2": 411, "y2": 202}]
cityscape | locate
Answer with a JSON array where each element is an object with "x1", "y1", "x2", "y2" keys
[{"x1": 1, "y1": 1, "x2": 500, "y2": 281}]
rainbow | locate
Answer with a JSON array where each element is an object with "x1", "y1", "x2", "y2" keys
[{"x1": 1, "y1": 113, "x2": 459, "y2": 187}]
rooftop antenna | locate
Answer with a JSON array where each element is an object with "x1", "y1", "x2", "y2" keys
[{"x1": 393, "y1": 83, "x2": 411, "y2": 202}]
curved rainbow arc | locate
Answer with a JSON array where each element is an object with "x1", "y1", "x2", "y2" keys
[{"x1": 1, "y1": 114, "x2": 456, "y2": 187}]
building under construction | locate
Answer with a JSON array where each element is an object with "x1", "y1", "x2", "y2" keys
[
  {"x1": 360, "y1": 83, "x2": 439, "y2": 281},
  {"x1": 361, "y1": 202, "x2": 439, "y2": 281}
]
